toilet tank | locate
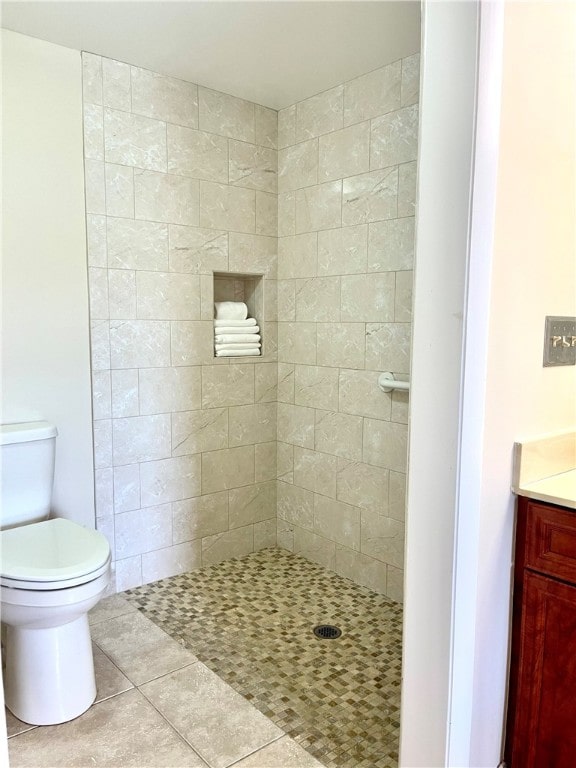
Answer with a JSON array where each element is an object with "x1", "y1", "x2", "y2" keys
[{"x1": 0, "y1": 421, "x2": 58, "y2": 529}]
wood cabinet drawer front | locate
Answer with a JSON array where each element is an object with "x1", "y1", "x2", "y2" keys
[{"x1": 526, "y1": 502, "x2": 576, "y2": 582}]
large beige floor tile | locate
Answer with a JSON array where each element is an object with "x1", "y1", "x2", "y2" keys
[
  {"x1": 91, "y1": 610, "x2": 197, "y2": 685},
  {"x1": 5, "y1": 708, "x2": 36, "y2": 739},
  {"x1": 233, "y1": 736, "x2": 325, "y2": 767},
  {"x1": 8, "y1": 688, "x2": 208, "y2": 767},
  {"x1": 140, "y1": 662, "x2": 283, "y2": 768},
  {"x1": 93, "y1": 644, "x2": 133, "y2": 701},
  {"x1": 88, "y1": 593, "x2": 139, "y2": 625}
]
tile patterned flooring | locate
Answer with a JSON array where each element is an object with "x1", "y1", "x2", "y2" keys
[{"x1": 5, "y1": 548, "x2": 402, "y2": 768}]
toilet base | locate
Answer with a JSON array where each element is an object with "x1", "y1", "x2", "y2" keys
[{"x1": 4, "y1": 614, "x2": 97, "y2": 725}]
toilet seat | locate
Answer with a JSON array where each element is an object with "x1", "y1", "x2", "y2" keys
[{"x1": 0, "y1": 518, "x2": 111, "y2": 590}]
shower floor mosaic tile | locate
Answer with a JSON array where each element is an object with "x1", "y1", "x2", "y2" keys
[{"x1": 125, "y1": 548, "x2": 403, "y2": 768}]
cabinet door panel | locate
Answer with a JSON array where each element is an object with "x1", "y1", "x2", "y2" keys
[{"x1": 526, "y1": 501, "x2": 576, "y2": 582}]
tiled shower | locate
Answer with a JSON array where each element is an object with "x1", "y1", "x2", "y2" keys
[{"x1": 83, "y1": 52, "x2": 418, "y2": 601}]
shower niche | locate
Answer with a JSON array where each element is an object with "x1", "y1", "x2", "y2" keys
[{"x1": 213, "y1": 271, "x2": 264, "y2": 358}]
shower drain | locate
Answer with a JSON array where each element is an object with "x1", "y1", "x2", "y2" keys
[{"x1": 313, "y1": 624, "x2": 342, "y2": 640}]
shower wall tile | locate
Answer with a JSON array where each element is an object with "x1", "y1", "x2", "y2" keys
[
  {"x1": 168, "y1": 224, "x2": 228, "y2": 274},
  {"x1": 172, "y1": 492, "x2": 229, "y2": 544},
  {"x1": 92, "y1": 370, "x2": 112, "y2": 420},
  {"x1": 171, "y1": 408, "x2": 229, "y2": 456},
  {"x1": 295, "y1": 181, "x2": 342, "y2": 233},
  {"x1": 370, "y1": 104, "x2": 419, "y2": 170},
  {"x1": 401, "y1": 53, "x2": 421, "y2": 108},
  {"x1": 140, "y1": 454, "x2": 202, "y2": 506},
  {"x1": 83, "y1": 103, "x2": 104, "y2": 161},
  {"x1": 101, "y1": 58, "x2": 131, "y2": 111},
  {"x1": 277, "y1": 402, "x2": 315, "y2": 449},
  {"x1": 313, "y1": 494, "x2": 361, "y2": 551},
  {"x1": 278, "y1": 233, "x2": 317, "y2": 279},
  {"x1": 317, "y1": 224, "x2": 368, "y2": 276},
  {"x1": 108, "y1": 269, "x2": 136, "y2": 320},
  {"x1": 170, "y1": 321, "x2": 214, "y2": 366},
  {"x1": 104, "y1": 109, "x2": 167, "y2": 172},
  {"x1": 228, "y1": 233, "x2": 277, "y2": 277},
  {"x1": 365, "y1": 322, "x2": 411, "y2": 374},
  {"x1": 363, "y1": 418, "x2": 408, "y2": 473},
  {"x1": 294, "y1": 365, "x2": 339, "y2": 411},
  {"x1": 86, "y1": 214, "x2": 107, "y2": 267},
  {"x1": 112, "y1": 414, "x2": 171, "y2": 465},
  {"x1": 394, "y1": 270, "x2": 413, "y2": 322},
  {"x1": 199, "y1": 181, "x2": 256, "y2": 232},
  {"x1": 277, "y1": 481, "x2": 314, "y2": 530},
  {"x1": 113, "y1": 464, "x2": 141, "y2": 513},
  {"x1": 293, "y1": 447, "x2": 337, "y2": 498},
  {"x1": 254, "y1": 441, "x2": 277, "y2": 483},
  {"x1": 115, "y1": 504, "x2": 173, "y2": 559},
  {"x1": 389, "y1": 471, "x2": 407, "y2": 522},
  {"x1": 360, "y1": 510, "x2": 405, "y2": 569},
  {"x1": 105, "y1": 163, "x2": 134, "y2": 219},
  {"x1": 201, "y1": 445, "x2": 255, "y2": 494},
  {"x1": 316, "y1": 323, "x2": 366, "y2": 370},
  {"x1": 198, "y1": 87, "x2": 255, "y2": 143},
  {"x1": 139, "y1": 367, "x2": 202, "y2": 415},
  {"x1": 229, "y1": 141, "x2": 277, "y2": 193},
  {"x1": 296, "y1": 85, "x2": 344, "y2": 141},
  {"x1": 293, "y1": 526, "x2": 336, "y2": 570},
  {"x1": 256, "y1": 190, "x2": 278, "y2": 236},
  {"x1": 167, "y1": 124, "x2": 228, "y2": 182},
  {"x1": 107, "y1": 218, "x2": 169, "y2": 271},
  {"x1": 142, "y1": 540, "x2": 202, "y2": 583},
  {"x1": 341, "y1": 272, "x2": 395, "y2": 323},
  {"x1": 278, "y1": 139, "x2": 318, "y2": 193},
  {"x1": 131, "y1": 67, "x2": 199, "y2": 128},
  {"x1": 338, "y1": 369, "x2": 391, "y2": 420},
  {"x1": 314, "y1": 410, "x2": 363, "y2": 462},
  {"x1": 368, "y1": 217, "x2": 414, "y2": 272},
  {"x1": 201, "y1": 364, "x2": 255, "y2": 408},
  {"x1": 82, "y1": 53, "x2": 103, "y2": 106},
  {"x1": 255, "y1": 362, "x2": 278, "y2": 403},
  {"x1": 342, "y1": 166, "x2": 398, "y2": 226},
  {"x1": 135, "y1": 170, "x2": 199, "y2": 226},
  {"x1": 85, "y1": 159, "x2": 106, "y2": 214},
  {"x1": 277, "y1": 322, "x2": 317, "y2": 365},
  {"x1": 334, "y1": 544, "x2": 388, "y2": 595},
  {"x1": 110, "y1": 320, "x2": 171, "y2": 369},
  {"x1": 255, "y1": 104, "x2": 278, "y2": 149},
  {"x1": 343, "y1": 60, "x2": 401, "y2": 127},
  {"x1": 318, "y1": 121, "x2": 370, "y2": 182},
  {"x1": 336, "y1": 459, "x2": 389, "y2": 514},
  {"x1": 278, "y1": 105, "x2": 296, "y2": 149},
  {"x1": 229, "y1": 481, "x2": 277, "y2": 528},
  {"x1": 136, "y1": 271, "x2": 201, "y2": 320},
  {"x1": 228, "y1": 403, "x2": 277, "y2": 447},
  {"x1": 201, "y1": 525, "x2": 254, "y2": 567},
  {"x1": 294, "y1": 276, "x2": 340, "y2": 322},
  {"x1": 398, "y1": 160, "x2": 417, "y2": 217},
  {"x1": 278, "y1": 192, "x2": 296, "y2": 237}
]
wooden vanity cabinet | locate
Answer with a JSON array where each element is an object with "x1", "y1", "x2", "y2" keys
[{"x1": 505, "y1": 496, "x2": 576, "y2": 768}]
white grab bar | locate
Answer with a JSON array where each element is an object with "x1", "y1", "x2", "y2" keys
[{"x1": 378, "y1": 372, "x2": 410, "y2": 393}]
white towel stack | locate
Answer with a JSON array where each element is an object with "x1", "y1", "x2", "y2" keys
[{"x1": 214, "y1": 302, "x2": 261, "y2": 357}]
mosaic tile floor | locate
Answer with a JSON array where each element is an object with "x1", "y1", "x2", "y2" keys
[{"x1": 125, "y1": 548, "x2": 403, "y2": 768}]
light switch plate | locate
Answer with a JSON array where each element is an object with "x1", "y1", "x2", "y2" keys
[{"x1": 543, "y1": 316, "x2": 576, "y2": 366}]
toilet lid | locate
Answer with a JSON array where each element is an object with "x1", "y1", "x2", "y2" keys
[{"x1": 0, "y1": 518, "x2": 111, "y2": 583}]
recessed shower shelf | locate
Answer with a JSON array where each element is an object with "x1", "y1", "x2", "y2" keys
[{"x1": 213, "y1": 271, "x2": 264, "y2": 358}]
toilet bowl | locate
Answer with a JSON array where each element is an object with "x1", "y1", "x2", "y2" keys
[{"x1": 0, "y1": 422, "x2": 111, "y2": 725}]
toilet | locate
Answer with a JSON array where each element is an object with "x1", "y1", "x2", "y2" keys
[{"x1": 0, "y1": 421, "x2": 111, "y2": 725}]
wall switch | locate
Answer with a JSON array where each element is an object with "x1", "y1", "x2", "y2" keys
[{"x1": 543, "y1": 316, "x2": 576, "y2": 366}]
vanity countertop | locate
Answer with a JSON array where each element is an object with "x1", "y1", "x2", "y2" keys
[{"x1": 512, "y1": 430, "x2": 576, "y2": 509}]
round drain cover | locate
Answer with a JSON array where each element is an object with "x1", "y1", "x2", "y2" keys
[{"x1": 313, "y1": 624, "x2": 342, "y2": 639}]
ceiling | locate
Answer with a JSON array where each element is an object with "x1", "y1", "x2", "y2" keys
[{"x1": 1, "y1": 1, "x2": 421, "y2": 109}]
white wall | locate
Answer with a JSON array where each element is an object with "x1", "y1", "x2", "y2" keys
[{"x1": 1, "y1": 29, "x2": 95, "y2": 528}]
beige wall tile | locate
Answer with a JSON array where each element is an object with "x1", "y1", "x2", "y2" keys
[
  {"x1": 278, "y1": 233, "x2": 317, "y2": 279},
  {"x1": 172, "y1": 491, "x2": 229, "y2": 543},
  {"x1": 84, "y1": 103, "x2": 104, "y2": 161},
  {"x1": 368, "y1": 217, "x2": 414, "y2": 272},
  {"x1": 102, "y1": 58, "x2": 131, "y2": 111},
  {"x1": 316, "y1": 323, "x2": 366, "y2": 369},
  {"x1": 85, "y1": 159, "x2": 106, "y2": 214},
  {"x1": 296, "y1": 86, "x2": 343, "y2": 141},
  {"x1": 394, "y1": 270, "x2": 413, "y2": 322},
  {"x1": 229, "y1": 141, "x2": 277, "y2": 194},
  {"x1": 370, "y1": 104, "x2": 419, "y2": 170},
  {"x1": 337, "y1": 459, "x2": 389, "y2": 514},
  {"x1": 131, "y1": 67, "x2": 199, "y2": 128},
  {"x1": 170, "y1": 321, "x2": 214, "y2": 366},
  {"x1": 314, "y1": 494, "x2": 361, "y2": 550},
  {"x1": 278, "y1": 139, "x2": 318, "y2": 193},
  {"x1": 200, "y1": 181, "x2": 256, "y2": 233},
  {"x1": 172, "y1": 408, "x2": 229, "y2": 455},
  {"x1": 254, "y1": 518, "x2": 277, "y2": 549},
  {"x1": 136, "y1": 271, "x2": 200, "y2": 320},
  {"x1": 277, "y1": 443, "x2": 294, "y2": 483},
  {"x1": 386, "y1": 564, "x2": 404, "y2": 602},
  {"x1": 88, "y1": 267, "x2": 109, "y2": 319},
  {"x1": 293, "y1": 447, "x2": 337, "y2": 498},
  {"x1": 104, "y1": 108, "x2": 167, "y2": 172},
  {"x1": 278, "y1": 104, "x2": 296, "y2": 149},
  {"x1": 107, "y1": 218, "x2": 169, "y2": 271},
  {"x1": 360, "y1": 509, "x2": 405, "y2": 568},
  {"x1": 294, "y1": 365, "x2": 339, "y2": 411},
  {"x1": 363, "y1": 418, "x2": 408, "y2": 473},
  {"x1": 315, "y1": 410, "x2": 363, "y2": 462},
  {"x1": 91, "y1": 319, "x2": 111, "y2": 371},
  {"x1": 115, "y1": 504, "x2": 172, "y2": 558},
  {"x1": 365, "y1": 322, "x2": 411, "y2": 374},
  {"x1": 389, "y1": 470, "x2": 407, "y2": 522},
  {"x1": 113, "y1": 463, "x2": 141, "y2": 513},
  {"x1": 391, "y1": 389, "x2": 409, "y2": 424},
  {"x1": 277, "y1": 481, "x2": 314, "y2": 530},
  {"x1": 277, "y1": 363, "x2": 295, "y2": 404},
  {"x1": 343, "y1": 61, "x2": 401, "y2": 127},
  {"x1": 113, "y1": 414, "x2": 171, "y2": 465},
  {"x1": 92, "y1": 370, "x2": 111, "y2": 420},
  {"x1": 167, "y1": 124, "x2": 228, "y2": 182},
  {"x1": 277, "y1": 517, "x2": 295, "y2": 550},
  {"x1": 87, "y1": 214, "x2": 107, "y2": 267},
  {"x1": 82, "y1": 53, "x2": 103, "y2": 106},
  {"x1": 398, "y1": 160, "x2": 417, "y2": 217},
  {"x1": 95, "y1": 467, "x2": 114, "y2": 520},
  {"x1": 338, "y1": 369, "x2": 391, "y2": 420},
  {"x1": 317, "y1": 224, "x2": 367, "y2": 275},
  {"x1": 277, "y1": 280, "x2": 296, "y2": 321},
  {"x1": 277, "y1": 322, "x2": 317, "y2": 365},
  {"x1": 229, "y1": 403, "x2": 277, "y2": 447},
  {"x1": 295, "y1": 181, "x2": 342, "y2": 234},
  {"x1": 334, "y1": 545, "x2": 387, "y2": 595},
  {"x1": 135, "y1": 170, "x2": 200, "y2": 226},
  {"x1": 229, "y1": 233, "x2": 277, "y2": 277},
  {"x1": 255, "y1": 104, "x2": 278, "y2": 149},
  {"x1": 201, "y1": 445, "x2": 255, "y2": 493},
  {"x1": 318, "y1": 122, "x2": 370, "y2": 182},
  {"x1": 142, "y1": 540, "x2": 202, "y2": 583},
  {"x1": 139, "y1": 366, "x2": 201, "y2": 415},
  {"x1": 202, "y1": 524, "x2": 254, "y2": 566},
  {"x1": 168, "y1": 224, "x2": 228, "y2": 274},
  {"x1": 93, "y1": 419, "x2": 112, "y2": 469},
  {"x1": 229, "y1": 480, "x2": 276, "y2": 528},
  {"x1": 108, "y1": 269, "x2": 136, "y2": 319},
  {"x1": 105, "y1": 163, "x2": 134, "y2": 218},
  {"x1": 293, "y1": 526, "x2": 335, "y2": 570},
  {"x1": 342, "y1": 167, "x2": 398, "y2": 226},
  {"x1": 401, "y1": 53, "x2": 420, "y2": 108},
  {"x1": 140, "y1": 454, "x2": 202, "y2": 506},
  {"x1": 110, "y1": 319, "x2": 171, "y2": 369},
  {"x1": 277, "y1": 402, "x2": 315, "y2": 449},
  {"x1": 199, "y1": 86, "x2": 255, "y2": 142},
  {"x1": 202, "y1": 364, "x2": 255, "y2": 408},
  {"x1": 341, "y1": 272, "x2": 395, "y2": 322},
  {"x1": 255, "y1": 441, "x2": 277, "y2": 483},
  {"x1": 256, "y1": 191, "x2": 278, "y2": 236},
  {"x1": 114, "y1": 556, "x2": 143, "y2": 591},
  {"x1": 295, "y1": 276, "x2": 340, "y2": 322},
  {"x1": 278, "y1": 191, "x2": 296, "y2": 237},
  {"x1": 255, "y1": 363, "x2": 278, "y2": 403}
]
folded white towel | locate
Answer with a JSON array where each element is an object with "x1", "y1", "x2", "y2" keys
[
  {"x1": 215, "y1": 342, "x2": 261, "y2": 352},
  {"x1": 213, "y1": 318, "x2": 257, "y2": 328},
  {"x1": 215, "y1": 334, "x2": 261, "y2": 344},
  {"x1": 213, "y1": 325, "x2": 260, "y2": 335},
  {"x1": 214, "y1": 301, "x2": 248, "y2": 321},
  {"x1": 215, "y1": 348, "x2": 261, "y2": 357}
]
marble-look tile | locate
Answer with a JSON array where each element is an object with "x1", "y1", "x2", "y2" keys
[
  {"x1": 91, "y1": 611, "x2": 196, "y2": 685},
  {"x1": 229, "y1": 403, "x2": 276, "y2": 447},
  {"x1": 368, "y1": 217, "x2": 415, "y2": 272},
  {"x1": 296, "y1": 85, "x2": 343, "y2": 141},
  {"x1": 386, "y1": 563, "x2": 404, "y2": 603},
  {"x1": 389, "y1": 470, "x2": 407, "y2": 521},
  {"x1": 200, "y1": 181, "x2": 256, "y2": 233},
  {"x1": 391, "y1": 388, "x2": 410, "y2": 425},
  {"x1": 334, "y1": 545, "x2": 387, "y2": 595},
  {"x1": 202, "y1": 525, "x2": 254, "y2": 567},
  {"x1": 341, "y1": 272, "x2": 395, "y2": 322},
  {"x1": 140, "y1": 454, "x2": 202, "y2": 506},
  {"x1": 277, "y1": 363, "x2": 295, "y2": 404},
  {"x1": 131, "y1": 67, "x2": 199, "y2": 128},
  {"x1": 88, "y1": 593, "x2": 138, "y2": 626},
  {"x1": 107, "y1": 217, "x2": 169, "y2": 271},
  {"x1": 234, "y1": 736, "x2": 325, "y2": 768},
  {"x1": 278, "y1": 233, "x2": 317, "y2": 279},
  {"x1": 294, "y1": 365, "x2": 338, "y2": 411},
  {"x1": 254, "y1": 362, "x2": 277, "y2": 403},
  {"x1": 173, "y1": 491, "x2": 229, "y2": 543},
  {"x1": 338, "y1": 368, "x2": 391, "y2": 420},
  {"x1": 108, "y1": 269, "x2": 136, "y2": 319},
  {"x1": 315, "y1": 410, "x2": 363, "y2": 462},
  {"x1": 167, "y1": 124, "x2": 228, "y2": 182},
  {"x1": 91, "y1": 369, "x2": 111, "y2": 420},
  {"x1": 94, "y1": 467, "x2": 114, "y2": 519},
  {"x1": 256, "y1": 190, "x2": 278, "y2": 236},
  {"x1": 314, "y1": 494, "x2": 361, "y2": 551},
  {"x1": 277, "y1": 322, "x2": 317, "y2": 365},
  {"x1": 278, "y1": 104, "x2": 296, "y2": 149},
  {"x1": 316, "y1": 323, "x2": 366, "y2": 369},
  {"x1": 277, "y1": 481, "x2": 314, "y2": 530},
  {"x1": 201, "y1": 445, "x2": 255, "y2": 494},
  {"x1": 198, "y1": 86, "x2": 255, "y2": 142},
  {"x1": 394, "y1": 270, "x2": 413, "y2": 322},
  {"x1": 83, "y1": 103, "x2": 104, "y2": 161},
  {"x1": 142, "y1": 541, "x2": 202, "y2": 583},
  {"x1": 115, "y1": 556, "x2": 143, "y2": 592},
  {"x1": 278, "y1": 191, "x2": 296, "y2": 236},
  {"x1": 168, "y1": 224, "x2": 227, "y2": 274},
  {"x1": 93, "y1": 419, "x2": 112, "y2": 469},
  {"x1": 293, "y1": 526, "x2": 336, "y2": 570},
  {"x1": 7, "y1": 688, "x2": 206, "y2": 768},
  {"x1": 170, "y1": 321, "x2": 214, "y2": 366},
  {"x1": 82, "y1": 52, "x2": 102, "y2": 106},
  {"x1": 293, "y1": 446, "x2": 337, "y2": 498},
  {"x1": 371, "y1": 104, "x2": 419, "y2": 170},
  {"x1": 255, "y1": 104, "x2": 278, "y2": 149},
  {"x1": 135, "y1": 169, "x2": 200, "y2": 226},
  {"x1": 398, "y1": 161, "x2": 417, "y2": 217},
  {"x1": 337, "y1": 459, "x2": 389, "y2": 514},
  {"x1": 277, "y1": 517, "x2": 295, "y2": 549},
  {"x1": 90, "y1": 319, "x2": 110, "y2": 371},
  {"x1": 115, "y1": 504, "x2": 173, "y2": 559},
  {"x1": 277, "y1": 442, "x2": 294, "y2": 483},
  {"x1": 363, "y1": 418, "x2": 408, "y2": 472},
  {"x1": 104, "y1": 108, "x2": 167, "y2": 172},
  {"x1": 365, "y1": 322, "x2": 411, "y2": 374},
  {"x1": 201, "y1": 364, "x2": 254, "y2": 408},
  {"x1": 318, "y1": 121, "x2": 370, "y2": 182},
  {"x1": 84, "y1": 159, "x2": 106, "y2": 214},
  {"x1": 86, "y1": 214, "x2": 107, "y2": 267},
  {"x1": 88, "y1": 267, "x2": 109, "y2": 319},
  {"x1": 105, "y1": 163, "x2": 134, "y2": 218},
  {"x1": 228, "y1": 233, "x2": 277, "y2": 277},
  {"x1": 255, "y1": 441, "x2": 277, "y2": 483},
  {"x1": 254, "y1": 518, "x2": 277, "y2": 549},
  {"x1": 110, "y1": 319, "x2": 171, "y2": 369},
  {"x1": 344, "y1": 60, "x2": 402, "y2": 126},
  {"x1": 295, "y1": 181, "x2": 342, "y2": 234},
  {"x1": 229, "y1": 141, "x2": 277, "y2": 193},
  {"x1": 360, "y1": 510, "x2": 405, "y2": 568},
  {"x1": 342, "y1": 167, "x2": 398, "y2": 225},
  {"x1": 139, "y1": 366, "x2": 202, "y2": 414},
  {"x1": 317, "y1": 224, "x2": 367, "y2": 275},
  {"x1": 277, "y1": 402, "x2": 315, "y2": 449},
  {"x1": 113, "y1": 463, "x2": 140, "y2": 513},
  {"x1": 172, "y1": 408, "x2": 228, "y2": 455},
  {"x1": 401, "y1": 53, "x2": 420, "y2": 107},
  {"x1": 102, "y1": 58, "x2": 131, "y2": 111},
  {"x1": 229, "y1": 481, "x2": 277, "y2": 528},
  {"x1": 294, "y1": 276, "x2": 340, "y2": 322},
  {"x1": 113, "y1": 414, "x2": 171, "y2": 465},
  {"x1": 136, "y1": 271, "x2": 200, "y2": 320},
  {"x1": 278, "y1": 139, "x2": 318, "y2": 193},
  {"x1": 142, "y1": 662, "x2": 281, "y2": 768},
  {"x1": 277, "y1": 280, "x2": 296, "y2": 321}
]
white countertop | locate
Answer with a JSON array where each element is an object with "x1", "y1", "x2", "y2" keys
[
  {"x1": 512, "y1": 431, "x2": 576, "y2": 509},
  {"x1": 516, "y1": 468, "x2": 576, "y2": 509}
]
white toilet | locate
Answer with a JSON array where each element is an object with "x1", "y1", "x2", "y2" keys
[{"x1": 0, "y1": 421, "x2": 111, "y2": 725}]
